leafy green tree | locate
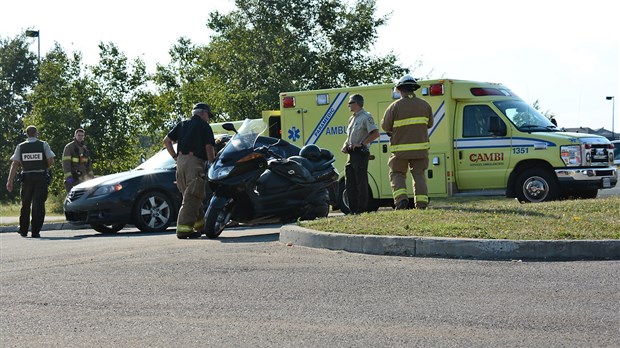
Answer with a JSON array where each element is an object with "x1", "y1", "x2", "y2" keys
[
  {"x1": 163, "y1": 0, "x2": 408, "y2": 120},
  {"x1": 0, "y1": 33, "x2": 38, "y2": 200}
]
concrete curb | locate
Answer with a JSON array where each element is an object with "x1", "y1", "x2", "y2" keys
[{"x1": 279, "y1": 224, "x2": 620, "y2": 261}]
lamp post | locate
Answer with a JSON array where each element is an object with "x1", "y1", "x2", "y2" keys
[
  {"x1": 606, "y1": 96, "x2": 615, "y2": 140},
  {"x1": 25, "y1": 30, "x2": 40, "y2": 64}
]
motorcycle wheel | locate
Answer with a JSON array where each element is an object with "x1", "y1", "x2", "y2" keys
[{"x1": 204, "y1": 205, "x2": 232, "y2": 239}]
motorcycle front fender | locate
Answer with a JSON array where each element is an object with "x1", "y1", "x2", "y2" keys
[{"x1": 207, "y1": 194, "x2": 233, "y2": 211}]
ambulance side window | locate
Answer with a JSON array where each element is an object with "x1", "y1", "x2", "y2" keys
[{"x1": 462, "y1": 105, "x2": 503, "y2": 137}]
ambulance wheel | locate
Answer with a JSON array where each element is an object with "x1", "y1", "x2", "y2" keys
[
  {"x1": 515, "y1": 168, "x2": 558, "y2": 203},
  {"x1": 132, "y1": 191, "x2": 174, "y2": 232},
  {"x1": 204, "y1": 205, "x2": 231, "y2": 239},
  {"x1": 91, "y1": 223, "x2": 125, "y2": 234}
]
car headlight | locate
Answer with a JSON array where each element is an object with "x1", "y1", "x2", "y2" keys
[
  {"x1": 560, "y1": 145, "x2": 582, "y2": 166},
  {"x1": 92, "y1": 184, "x2": 123, "y2": 197}
]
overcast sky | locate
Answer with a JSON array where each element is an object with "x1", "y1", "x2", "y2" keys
[{"x1": 2, "y1": 0, "x2": 618, "y2": 130}]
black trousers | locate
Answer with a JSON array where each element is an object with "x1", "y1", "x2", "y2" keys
[
  {"x1": 344, "y1": 149, "x2": 369, "y2": 214},
  {"x1": 19, "y1": 174, "x2": 49, "y2": 235}
]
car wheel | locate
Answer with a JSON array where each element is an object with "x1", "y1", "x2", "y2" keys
[
  {"x1": 91, "y1": 223, "x2": 125, "y2": 234},
  {"x1": 132, "y1": 191, "x2": 174, "y2": 232},
  {"x1": 515, "y1": 168, "x2": 558, "y2": 203},
  {"x1": 204, "y1": 203, "x2": 231, "y2": 239}
]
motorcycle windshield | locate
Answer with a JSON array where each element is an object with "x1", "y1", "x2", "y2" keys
[{"x1": 218, "y1": 119, "x2": 267, "y2": 161}]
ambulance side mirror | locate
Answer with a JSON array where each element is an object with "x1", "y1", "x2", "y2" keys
[{"x1": 489, "y1": 116, "x2": 507, "y2": 136}]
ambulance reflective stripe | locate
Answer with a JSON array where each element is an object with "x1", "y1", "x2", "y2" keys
[
  {"x1": 389, "y1": 142, "x2": 430, "y2": 152},
  {"x1": 392, "y1": 188, "x2": 407, "y2": 199},
  {"x1": 306, "y1": 92, "x2": 348, "y2": 145},
  {"x1": 428, "y1": 101, "x2": 445, "y2": 137},
  {"x1": 393, "y1": 116, "x2": 429, "y2": 128},
  {"x1": 454, "y1": 137, "x2": 556, "y2": 149}
]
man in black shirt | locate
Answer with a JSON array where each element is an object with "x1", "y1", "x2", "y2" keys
[{"x1": 164, "y1": 103, "x2": 216, "y2": 239}]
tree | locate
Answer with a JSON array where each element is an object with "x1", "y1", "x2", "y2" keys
[
  {"x1": 195, "y1": 0, "x2": 407, "y2": 119},
  {"x1": 0, "y1": 34, "x2": 38, "y2": 200}
]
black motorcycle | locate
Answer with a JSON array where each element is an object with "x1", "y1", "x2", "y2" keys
[{"x1": 204, "y1": 119, "x2": 338, "y2": 238}]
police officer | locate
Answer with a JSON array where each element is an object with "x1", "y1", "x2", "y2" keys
[
  {"x1": 381, "y1": 75, "x2": 434, "y2": 210},
  {"x1": 341, "y1": 94, "x2": 379, "y2": 214},
  {"x1": 6, "y1": 126, "x2": 55, "y2": 237},
  {"x1": 164, "y1": 103, "x2": 216, "y2": 239},
  {"x1": 62, "y1": 128, "x2": 94, "y2": 192}
]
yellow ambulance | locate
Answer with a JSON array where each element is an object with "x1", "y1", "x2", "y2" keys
[{"x1": 264, "y1": 78, "x2": 617, "y2": 212}]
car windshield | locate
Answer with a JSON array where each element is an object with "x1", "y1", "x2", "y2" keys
[
  {"x1": 494, "y1": 100, "x2": 559, "y2": 132},
  {"x1": 136, "y1": 148, "x2": 176, "y2": 170}
]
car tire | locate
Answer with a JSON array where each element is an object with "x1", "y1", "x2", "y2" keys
[
  {"x1": 132, "y1": 191, "x2": 174, "y2": 232},
  {"x1": 515, "y1": 168, "x2": 558, "y2": 203},
  {"x1": 91, "y1": 223, "x2": 125, "y2": 234}
]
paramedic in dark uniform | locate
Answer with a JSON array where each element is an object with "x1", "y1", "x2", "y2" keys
[
  {"x1": 341, "y1": 94, "x2": 379, "y2": 214},
  {"x1": 6, "y1": 125, "x2": 55, "y2": 237},
  {"x1": 164, "y1": 103, "x2": 215, "y2": 239},
  {"x1": 381, "y1": 75, "x2": 434, "y2": 210}
]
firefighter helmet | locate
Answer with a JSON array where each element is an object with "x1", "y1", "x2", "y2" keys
[{"x1": 395, "y1": 75, "x2": 420, "y2": 90}]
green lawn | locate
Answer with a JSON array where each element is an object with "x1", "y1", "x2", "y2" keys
[{"x1": 300, "y1": 196, "x2": 620, "y2": 240}]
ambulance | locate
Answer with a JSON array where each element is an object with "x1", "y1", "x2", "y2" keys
[{"x1": 264, "y1": 79, "x2": 617, "y2": 212}]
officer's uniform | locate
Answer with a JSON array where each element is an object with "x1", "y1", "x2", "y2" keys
[
  {"x1": 343, "y1": 108, "x2": 378, "y2": 214},
  {"x1": 166, "y1": 112, "x2": 215, "y2": 238},
  {"x1": 62, "y1": 140, "x2": 93, "y2": 191},
  {"x1": 381, "y1": 88, "x2": 434, "y2": 209},
  {"x1": 10, "y1": 137, "x2": 55, "y2": 237}
]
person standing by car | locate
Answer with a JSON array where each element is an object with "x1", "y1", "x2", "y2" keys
[
  {"x1": 341, "y1": 94, "x2": 379, "y2": 214},
  {"x1": 6, "y1": 125, "x2": 55, "y2": 238},
  {"x1": 381, "y1": 75, "x2": 434, "y2": 210},
  {"x1": 164, "y1": 103, "x2": 216, "y2": 239},
  {"x1": 62, "y1": 128, "x2": 94, "y2": 192}
]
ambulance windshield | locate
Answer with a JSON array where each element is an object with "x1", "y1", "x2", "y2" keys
[{"x1": 494, "y1": 100, "x2": 559, "y2": 132}]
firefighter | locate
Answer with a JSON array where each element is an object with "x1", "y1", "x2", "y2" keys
[
  {"x1": 381, "y1": 75, "x2": 434, "y2": 210},
  {"x1": 6, "y1": 126, "x2": 55, "y2": 237},
  {"x1": 62, "y1": 128, "x2": 94, "y2": 192},
  {"x1": 164, "y1": 103, "x2": 216, "y2": 239},
  {"x1": 341, "y1": 94, "x2": 379, "y2": 214}
]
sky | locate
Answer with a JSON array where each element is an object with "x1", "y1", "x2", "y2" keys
[{"x1": 2, "y1": 0, "x2": 618, "y2": 130}]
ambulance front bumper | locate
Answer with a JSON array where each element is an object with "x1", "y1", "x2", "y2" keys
[{"x1": 555, "y1": 167, "x2": 617, "y2": 189}]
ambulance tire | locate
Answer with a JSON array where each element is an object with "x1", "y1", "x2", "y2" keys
[{"x1": 515, "y1": 168, "x2": 558, "y2": 203}]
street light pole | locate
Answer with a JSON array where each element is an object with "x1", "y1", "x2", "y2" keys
[
  {"x1": 606, "y1": 96, "x2": 615, "y2": 140},
  {"x1": 25, "y1": 30, "x2": 40, "y2": 64}
]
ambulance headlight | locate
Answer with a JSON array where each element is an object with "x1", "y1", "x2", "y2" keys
[{"x1": 560, "y1": 145, "x2": 582, "y2": 166}]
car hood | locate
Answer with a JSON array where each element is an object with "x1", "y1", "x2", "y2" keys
[{"x1": 73, "y1": 169, "x2": 172, "y2": 189}]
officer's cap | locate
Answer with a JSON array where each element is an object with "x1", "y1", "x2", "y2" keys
[{"x1": 192, "y1": 102, "x2": 212, "y2": 113}]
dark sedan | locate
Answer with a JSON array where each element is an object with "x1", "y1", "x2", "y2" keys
[
  {"x1": 64, "y1": 133, "x2": 302, "y2": 234},
  {"x1": 64, "y1": 147, "x2": 181, "y2": 233}
]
